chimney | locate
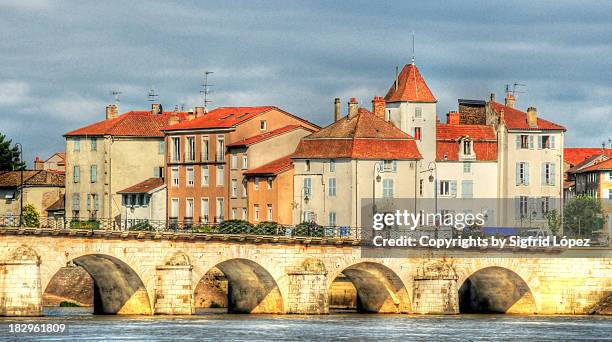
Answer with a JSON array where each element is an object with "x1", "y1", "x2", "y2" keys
[
  {"x1": 334, "y1": 98, "x2": 341, "y2": 121},
  {"x1": 372, "y1": 96, "x2": 386, "y2": 119},
  {"x1": 527, "y1": 107, "x2": 537, "y2": 127},
  {"x1": 195, "y1": 107, "x2": 205, "y2": 118},
  {"x1": 34, "y1": 157, "x2": 43, "y2": 170},
  {"x1": 489, "y1": 93, "x2": 496, "y2": 102},
  {"x1": 348, "y1": 98, "x2": 359, "y2": 118},
  {"x1": 187, "y1": 108, "x2": 195, "y2": 121},
  {"x1": 167, "y1": 113, "x2": 180, "y2": 126},
  {"x1": 446, "y1": 111, "x2": 460, "y2": 125},
  {"x1": 105, "y1": 104, "x2": 118, "y2": 120},
  {"x1": 151, "y1": 103, "x2": 163, "y2": 115},
  {"x1": 504, "y1": 94, "x2": 515, "y2": 109}
]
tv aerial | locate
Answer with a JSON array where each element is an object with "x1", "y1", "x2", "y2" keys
[
  {"x1": 147, "y1": 87, "x2": 159, "y2": 102},
  {"x1": 200, "y1": 71, "x2": 214, "y2": 113}
]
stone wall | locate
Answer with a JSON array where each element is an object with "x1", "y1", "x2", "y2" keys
[{"x1": 43, "y1": 266, "x2": 93, "y2": 306}]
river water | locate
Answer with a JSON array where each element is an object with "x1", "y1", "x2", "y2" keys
[{"x1": 0, "y1": 308, "x2": 610, "y2": 341}]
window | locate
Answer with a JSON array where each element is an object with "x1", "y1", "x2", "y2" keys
[
  {"x1": 154, "y1": 166, "x2": 164, "y2": 178},
  {"x1": 231, "y1": 155, "x2": 238, "y2": 169},
  {"x1": 516, "y1": 162, "x2": 530, "y2": 185},
  {"x1": 463, "y1": 162, "x2": 471, "y2": 173},
  {"x1": 383, "y1": 179, "x2": 394, "y2": 198},
  {"x1": 415, "y1": 107, "x2": 422, "y2": 118},
  {"x1": 242, "y1": 208, "x2": 247, "y2": 219},
  {"x1": 267, "y1": 178, "x2": 273, "y2": 190},
  {"x1": 260, "y1": 120, "x2": 267, "y2": 131},
  {"x1": 328, "y1": 178, "x2": 336, "y2": 197},
  {"x1": 461, "y1": 180, "x2": 474, "y2": 198},
  {"x1": 93, "y1": 193, "x2": 100, "y2": 211},
  {"x1": 202, "y1": 166, "x2": 209, "y2": 186},
  {"x1": 542, "y1": 162, "x2": 556, "y2": 186},
  {"x1": 304, "y1": 211, "x2": 313, "y2": 223},
  {"x1": 216, "y1": 136, "x2": 225, "y2": 161},
  {"x1": 72, "y1": 193, "x2": 80, "y2": 210},
  {"x1": 303, "y1": 178, "x2": 312, "y2": 196},
  {"x1": 201, "y1": 198, "x2": 209, "y2": 223},
  {"x1": 439, "y1": 180, "x2": 451, "y2": 196},
  {"x1": 380, "y1": 160, "x2": 397, "y2": 172},
  {"x1": 216, "y1": 165, "x2": 224, "y2": 186},
  {"x1": 158, "y1": 140, "x2": 165, "y2": 155},
  {"x1": 517, "y1": 135, "x2": 534, "y2": 149},
  {"x1": 242, "y1": 181, "x2": 247, "y2": 198},
  {"x1": 185, "y1": 198, "x2": 194, "y2": 218},
  {"x1": 73, "y1": 166, "x2": 80, "y2": 183},
  {"x1": 171, "y1": 167, "x2": 179, "y2": 187},
  {"x1": 90, "y1": 138, "x2": 97, "y2": 151},
  {"x1": 414, "y1": 127, "x2": 422, "y2": 141},
  {"x1": 90, "y1": 165, "x2": 97, "y2": 183},
  {"x1": 609, "y1": 189, "x2": 612, "y2": 200},
  {"x1": 462, "y1": 140, "x2": 472, "y2": 155},
  {"x1": 171, "y1": 198, "x2": 179, "y2": 218},
  {"x1": 186, "y1": 136, "x2": 195, "y2": 161},
  {"x1": 518, "y1": 196, "x2": 529, "y2": 219},
  {"x1": 231, "y1": 208, "x2": 237, "y2": 220},
  {"x1": 202, "y1": 137, "x2": 209, "y2": 161},
  {"x1": 254, "y1": 177, "x2": 260, "y2": 190},
  {"x1": 186, "y1": 167, "x2": 194, "y2": 186},
  {"x1": 539, "y1": 135, "x2": 556, "y2": 150},
  {"x1": 242, "y1": 155, "x2": 248, "y2": 169},
  {"x1": 73, "y1": 138, "x2": 80, "y2": 151},
  {"x1": 330, "y1": 159, "x2": 336, "y2": 172},
  {"x1": 419, "y1": 179, "x2": 424, "y2": 196},
  {"x1": 329, "y1": 212, "x2": 337, "y2": 227},
  {"x1": 540, "y1": 197, "x2": 550, "y2": 217},
  {"x1": 267, "y1": 204, "x2": 273, "y2": 221},
  {"x1": 216, "y1": 198, "x2": 224, "y2": 222},
  {"x1": 172, "y1": 137, "x2": 180, "y2": 161},
  {"x1": 254, "y1": 204, "x2": 260, "y2": 221},
  {"x1": 305, "y1": 160, "x2": 311, "y2": 172},
  {"x1": 231, "y1": 179, "x2": 237, "y2": 197}
]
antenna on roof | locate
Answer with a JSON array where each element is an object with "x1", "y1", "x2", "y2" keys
[
  {"x1": 110, "y1": 90, "x2": 122, "y2": 107},
  {"x1": 608, "y1": 138, "x2": 612, "y2": 148},
  {"x1": 200, "y1": 71, "x2": 214, "y2": 113},
  {"x1": 147, "y1": 87, "x2": 158, "y2": 102},
  {"x1": 505, "y1": 83, "x2": 526, "y2": 97},
  {"x1": 411, "y1": 31, "x2": 415, "y2": 65}
]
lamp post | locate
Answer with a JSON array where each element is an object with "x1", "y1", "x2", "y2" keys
[
  {"x1": 15, "y1": 143, "x2": 23, "y2": 227},
  {"x1": 372, "y1": 162, "x2": 384, "y2": 216},
  {"x1": 419, "y1": 161, "x2": 438, "y2": 217},
  {"x1": 299, "y1": 186, "x2": 310, "y2": 223}
]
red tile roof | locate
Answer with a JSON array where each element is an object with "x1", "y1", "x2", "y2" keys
[
  {"x1": 292, "y1": 109, "x2": 422, "y2": 160},
  {"x1": 436, "y1": 124, "x2": 498, "y2": 161},
  {"x1": 243, "y1": 156, "x2": 293, "y2": 176},
  {"x1": 117, "y1": 177, "x2": 165, "y2": 194},
  {"x1": 489, "y1": 102, "x2": 565, "y2": 131},
  {"x1": 567, "y1": 154, "x2": 610, "y2": 173},
  {"x1": 226, "y1": 125, "x2": 315, "y2": 147},
  {"x1": 0, "y1": 170, "x2": 65, "y2": 188},
  {"x1": 64, "y1": 111, "x2": 187, "y2": 137},
  {"x1": 564, "y1": 148, "x2": 612, "y2": 166},
  {"x1": 578, "y1": 158, "x2": 612, "y2": 173},
  {"x1": 385, "y1": 64, "x2": 436, "y2": 103}
]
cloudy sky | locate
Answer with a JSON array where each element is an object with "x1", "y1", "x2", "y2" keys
[{"x1": 1, "y1": 0, "x2": 611, "y2": 165}]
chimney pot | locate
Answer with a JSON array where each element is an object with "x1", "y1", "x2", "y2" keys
[
  {"x1": 187, "y1": 108, "x2": 195, "y2": 121},
  {"x1": 105, "y1": 104, "x2": 118, "y2": 120},
  {"x1": 446, "y1": 111, "x2": 460, "y2": 125},
  {"x1": 504, "y1": 94, "x2": 515, "y2": 109},
  {"x1": 527, "y1": 107, "x2": 537, "y2": 127},
  {"x1": 490, "y1": 93, "x2": 496, "y2": 102},
  {"x1": 348, "y1": 98, "x2": 359, "y2": 118},
  {"x1": 195, "y1": 107, "x2": 205, "y2": 118},
  {"x1": 371, "y1": 96, "x2": 386, "y2": 119},
  {"x1": 334, "y1": 98, "x2": 341, "y2": 122},
  {"x1": 151, "y1": 103, "x2": 163, "y2": 115}
]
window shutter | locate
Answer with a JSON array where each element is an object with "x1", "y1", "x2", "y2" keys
[
  {"x1": 392, "y1": 161, "x2": 398, "y2": 172},
  {"x1": 551, "y1": 163, "x2": 556, "y2": 185},
  {"x1": 461, "y1": 180, "x2": 473, "y2": 198},
  {"x1": 525, "y1": 162, "x2": 530, "y2": 185},
  {"x1": 450, "y1": 181, "x2": 457, "y2": 197},
  {"x1": 516, "y1": 135, "x2": 521, "y2": 149},
  {"x1": 516, "y1": 163, "x2": 521, "y2": 185},
  {"x1": 551, "y1": 136, "x2": 556, "y2": 149},
  {"x1": 541, "y1": 163, "x2": 547, "y2": 185},
  {"x1": 86, "y1": 195, "x2": 91, "y2": 210},
  {"x1": 537, "y1": 136, "x2": 543, "y2": 150},
  {"x1": 529, "y1": 136, "x2": 534, "y2": 149},
  {"x1": 515, "y1": 197, "x2": 521, "y2": 219}
]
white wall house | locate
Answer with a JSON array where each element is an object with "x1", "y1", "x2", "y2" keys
[{"x1": 118, "y1": 177, "x2": 166, "y2": 229}]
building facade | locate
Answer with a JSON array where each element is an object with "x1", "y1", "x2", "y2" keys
[
  {"x1": 118, "y1": 177, "x2": 166, "y2": 229},
  {"x1": 0, "y1": 170, "x2": 65, "y2": 220}
]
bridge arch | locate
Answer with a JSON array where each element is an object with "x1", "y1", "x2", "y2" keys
[
  {"x1": 194, "y1": 258, "x2": 284, "y2": 314},
  {"x1": 329, "y1": 262, "x2": 411, "y2": 313},
  {"x1": 458, "y1": 266, "x2": 537, "y2": 314},
  {"x1": 43, "y1": 254, "x2": 153, "y2": 315}
]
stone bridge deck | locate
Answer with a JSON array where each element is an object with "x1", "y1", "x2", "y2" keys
[{"x1": 0, "y1": 228, "x2": 610, "y2": 316}]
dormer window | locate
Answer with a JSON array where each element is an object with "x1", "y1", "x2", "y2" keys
[
  {"x1": 459, "y1": 137, "x2": 475, "y2": 160},
  {"x1": 463, "y1": 140, "x2": 472, "y2": 155},
  {"x1": 260, "y1": 120, "x2": 267, "y2": 131}
]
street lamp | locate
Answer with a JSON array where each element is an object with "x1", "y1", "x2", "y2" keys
[
  {"x1": 419, "y1": 161, "x2": 438, "y2": 217},
  {"x1": 372, "y1": 162, "x2": 385, "y2": 216},
  {"x1": 14, "y1": 143, "x2": 23, "y2": 227},
  {"x1": 299, "y1": 186, "x2": 310, "y2": 223}
]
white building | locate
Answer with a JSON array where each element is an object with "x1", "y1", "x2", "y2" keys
[{"x1": 118, "y1": 177, "x2": 166, "y2": 229}]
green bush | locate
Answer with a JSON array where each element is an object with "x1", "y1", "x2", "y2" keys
[
  {"x1": 254, "y1": 221, "x2": 280, "y2": 235},
  {"x1": 22, "y1": 203, "x2": 39, "y2": 227},
  {"x1": 59, "y1": 301, "x2": 80, "y2": 307},
  {"x1": 218, "y1": 219, "x2": 254, "y2": 234},
  {"x1": 295, "y1": 221, "x2": 324, "y2": 237},
  {"x1": 193, "y1": 225, "x2": 217, "y2": 233},
  {"x1": 129, "y1": 222, "x2": 154, "y2": 231},
  {"x1": 70, "y1": 220, "x2": 100, "y2": 229}
]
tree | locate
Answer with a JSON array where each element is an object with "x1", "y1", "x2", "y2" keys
[
  {"x1": 0, "y1": 133, "x2": 25, "y2": 171},
  {"x1": 563, "y1": 195, "x2": 605, "y2": 238},
  {"x1": 22, "y1": 204, "x2": 40, "y2": 228},
  {"x1": 545, "y1": 209, "x2": 562, "y2": 236}
]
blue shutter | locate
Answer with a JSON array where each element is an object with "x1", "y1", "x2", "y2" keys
[
  {"x1": 450, "y1": 181, "x2": 457, "y2": 197},
  {"x1": 541, "y1": 163, "x2": 547, "y2": 185},
  {"x1": 551, "y1": 163, "x2": 556, "y2": 185},
  {"x1": 516, "y1": 135, "x2": 521, "y2": 149},
  {"x1": 529, "y1": 136, "x2": 534, "y2": 149},
  {"x1": 525, "y1": 162, "x2": 530, "y2": 185},
  {"x1": 551, "y1": 136, "x2": 556, "y2": 149},
  {"x1": 516, "y1": 163, "x2": 521, "y2": 186}
]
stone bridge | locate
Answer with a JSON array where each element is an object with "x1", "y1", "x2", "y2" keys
[{"x1": 0, "y1": 229, "x2": 610, "y2": 316}]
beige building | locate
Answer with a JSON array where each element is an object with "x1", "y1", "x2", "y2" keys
[
  {"x1": 34, "y1": 152, "x2": 66, "y2": 174},
  {"x1": 291, "y1": 100, "x2": 421, "y2": 227},
  {"x1": 64, "y1": 104, "x2": 185, "y2": 222},
  {"x1": 118, "y1": 177, "x2": 167, "y2": 229},
  {"x1": 0, "y1": 170, "x2": 65, "y2": 221}
]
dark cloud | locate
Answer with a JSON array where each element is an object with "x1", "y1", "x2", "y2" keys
[{"x1": 0, "y1": 0, "x2": 610, "y2": 165}]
